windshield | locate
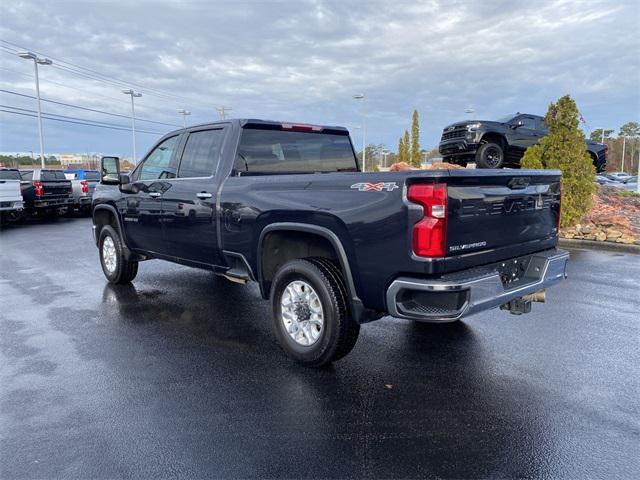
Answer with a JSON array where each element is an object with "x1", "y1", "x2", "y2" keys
[
  {"x1": 496, "y1": 114, "x2": 517, "y2": 123},
  {"x1": 235, "y1": 128, "x2": 358, "y2": 174}
]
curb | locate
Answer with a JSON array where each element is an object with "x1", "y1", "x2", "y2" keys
[{"x1": 559, "y1": 238, "x2": 640, "y2": 254}]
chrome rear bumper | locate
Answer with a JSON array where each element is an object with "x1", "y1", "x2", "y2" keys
[{"x1": 386, "y1": 248, "x2": 569, "y2": 322}]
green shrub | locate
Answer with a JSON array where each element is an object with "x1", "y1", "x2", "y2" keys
[{"x1": 521, "y1": 95, "x2": 596, "y2": 227}]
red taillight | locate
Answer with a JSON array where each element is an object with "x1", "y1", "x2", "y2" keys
[
  {"x1": 81, "y1": 180, "x2": 89, "y2": 194},
  {"x1": 407, "y1": 183, "x2": 447, "y2": 257},
  {"x1": 34, "y1": 180, "x2": 44, "y2": 196}
]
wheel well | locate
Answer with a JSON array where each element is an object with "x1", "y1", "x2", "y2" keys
[
  {"x1": 260, "y1": 230, "x2": 340, "y2": 298},
  {"x1": 480, "y1": 133, "x2": 506, "y2": 150},
  {"x1": 93, "y1": 208, "x2": 119, "y2": 241}
]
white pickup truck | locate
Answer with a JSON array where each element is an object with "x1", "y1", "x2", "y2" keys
[{"x1": 0, "y1": 168, "x2": 25, "y2": 224}]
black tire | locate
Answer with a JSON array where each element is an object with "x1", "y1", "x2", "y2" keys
[
  {"x1": 98, "y1": 225, "x2": 138, "y2": 284},
  {"x1": 476, "y1": 142, "x2": 504, "y2": 168},
  {"x1": 270, "y1": 258, "x2": 360, "y2": 367}
]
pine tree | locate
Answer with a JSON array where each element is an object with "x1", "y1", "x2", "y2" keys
[
  {"x1": 397, "y1": 137, "x2": 405, "y2": 163},
  {"x1": 521, "y1": 95, "x2": 596, "y2": 228},
  {"x1": 410, "y1": 110, "x2": 420, "y2": 167},
  {"x1": 403, "y1": 129, "x2": 410, "y2": 165}
]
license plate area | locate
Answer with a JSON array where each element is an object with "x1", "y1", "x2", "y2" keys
[{"x1": 495, "y1": 256, "x2": 532, "y2": 288}]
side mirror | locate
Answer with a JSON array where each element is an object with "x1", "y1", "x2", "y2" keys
[{"x1": 101, "y1": 156, "x2": 120, "y2": 184}]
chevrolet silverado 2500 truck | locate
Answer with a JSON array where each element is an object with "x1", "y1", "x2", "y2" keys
[{"x1": 92, "y1": 119, "x2": 569, "y2": 366}]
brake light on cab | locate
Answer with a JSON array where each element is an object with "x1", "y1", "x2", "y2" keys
[{"x1": 407, "y1": 183, "x2": 448, "y2": 257}]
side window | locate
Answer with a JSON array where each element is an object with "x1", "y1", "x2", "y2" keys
[
  {"x1": 519, "y1": 117, "x2": 536, "y2": 130},
  {"x1": 178, "y1": 129, "x2": 225, "y2": 178},
  {"x1": 537, "y1": 119, "x2": 549, "y2": 133},
  {"x1": 137, "y1": 135, "x2": 179, "y2": 180}
]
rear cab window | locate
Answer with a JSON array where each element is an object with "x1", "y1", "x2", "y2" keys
[
  {"x1": 41, "y1": 170, "x2": 67, "y2": 181},
  {"x1": 85, "y1": 171, "x2": 100, "y2": 181},
  {"x1": 0, "y1": 170, "x2": 21, "y2": 180},
  {"x1": 234, "y1": 126, "x2": 358, "y2": 174},
  {"x1": 20, "y1": 170, "x2": 34, "y2": 181}
]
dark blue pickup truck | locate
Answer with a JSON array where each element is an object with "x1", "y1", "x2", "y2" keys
[{"x1": 93, "y1": 119, "x2": 569, "y2": 366}]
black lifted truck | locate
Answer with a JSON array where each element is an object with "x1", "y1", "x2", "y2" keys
[
  {"x1": 439, "y1": 113, "x2": 607, "y2": 172},
  {"x1": 93, "y1": 119, "x2": 569, "y2": 366}
]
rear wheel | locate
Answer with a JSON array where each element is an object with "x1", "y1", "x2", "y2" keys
[
  {"x1": 99, "y1": 225, "x2": 138, "y2": 284},
  {"x1": 476, "y1": 142, "x2": 504, "y2": 168},
  {"x1": 271, "y1": 258, "x2": 360, "y2": 367}
]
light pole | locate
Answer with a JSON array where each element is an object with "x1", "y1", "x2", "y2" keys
[
  {"x1": 17, "y1": 51, "x2": 52, "y2": 169},
  {"x1": 621, "y1": 135, "x2": 626, "y2": 173},
  {"x1": 122, "y1": 89, "x2": 142, "y2": 164},
  {"x1": 353, "y1": 94, "x2": 366, "y2": 171},
  {"x1": 178, "y1": 109, "x2": 191, "y2": 128}
]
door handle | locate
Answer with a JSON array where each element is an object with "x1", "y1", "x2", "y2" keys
[
  {"x1": 196, "y1": 192, "x2": 212, "y2": 199},
  {"x1": 148, "y1": 192, "x2": 162, "y2": 198}
]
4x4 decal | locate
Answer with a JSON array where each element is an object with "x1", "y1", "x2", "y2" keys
[{"x1": 350, "y1": 182, "x2": 399, "y2": 192}]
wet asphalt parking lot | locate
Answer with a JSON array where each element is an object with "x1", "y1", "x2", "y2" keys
[{"x1": 1, "y1": 216, "x2": 638, "y2": 479}]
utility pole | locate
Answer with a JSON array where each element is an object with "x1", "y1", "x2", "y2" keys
[
  {"x1": 216, "y1": 106, "x2": 232, "y2": 120},
  {"x1": 17, "y1": 52, "x2": 52, "y2": 169},
  {"x1": 352, "y1": 94, "x2": 366, "y2": 171},
  {"x1": 178, "y1": 109, "x2": 191, "y2": 128},
  {"x1": 122, "y1": 89, "x2": 142, "y2": 164}
]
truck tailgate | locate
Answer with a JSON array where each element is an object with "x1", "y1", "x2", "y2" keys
[
  {"x1": 42, "y1": 180, "x2": 72, "y2": 197},
  {"x1": 445, "y1": 172, "x2": 561, "y2": 255},
  {"x1": 0, "y1": 180, "x2": 22, "y2": 202}
]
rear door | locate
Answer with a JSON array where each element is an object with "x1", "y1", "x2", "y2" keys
[
  {"x1": 445, "y1": 172, "x2": 561, "y2": 255},
  {"x1": 509, "y1": 115, "x2": 539, "y2": 155},
  {"x1": 161, "y1": 126, "x2": 227, "y2": 266},
  {"x1": 124, "y1": 134, "x2": 181, "y2": 254}
]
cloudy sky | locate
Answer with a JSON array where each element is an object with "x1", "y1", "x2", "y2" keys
[{"x1": 0, "y1": 0, "x2": 638, "y2": 160}]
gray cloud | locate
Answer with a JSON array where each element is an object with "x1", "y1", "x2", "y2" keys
[{"x1": 1, "y1": 0, "x2": 638, "y2": 157}]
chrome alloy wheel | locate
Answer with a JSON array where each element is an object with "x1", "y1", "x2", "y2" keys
[
  {"x1": 102, "y1": 235, "x2": 117, "y2": 274},
  {"x1": 280, "y1": 280, "x2": 324, "y2": 346}
]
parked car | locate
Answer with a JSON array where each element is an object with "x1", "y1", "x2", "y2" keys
[
  {"x1": 93, "y1": 119, "x2": 568, "y2": 366},
  {"x1": 595, "y1": 174, "x2": 617, "y2": 185},
  {"x1": 439, "y1": 113, "x2": 607, "y2": 172},
  {"x1": 605, "y1": 172, "x2": 632, "y2": 182},
  {"x1": 20, "y1": 169, "x2": 74, "y2": 216},
  {"x1": 611, "y1": 176, "x2": 638, "y2": 191},
  {"x1": 0, "y1": 168, "x2": 25, "y2": 224},
  {"x1": 63, "y1": 169, "x2": 100, "y2": 213}
]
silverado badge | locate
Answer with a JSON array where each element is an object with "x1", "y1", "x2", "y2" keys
[{"x1": 350, "y1": 182, "x2": 399, "y2": 192}]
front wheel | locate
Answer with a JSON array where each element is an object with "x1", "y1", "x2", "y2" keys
[
  {"x1": 99, "y1": 225, "x2": 138, "y2": 284},
  {"x1": 271, "y1": 258, "x2": 360, "y2": 367},
  {"x1": 475, "y1": 142, "x2": 504, "y2": 168}
]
